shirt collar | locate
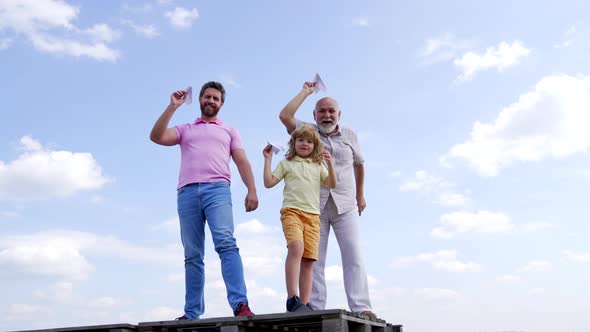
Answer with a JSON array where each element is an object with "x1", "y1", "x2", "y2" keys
[
  {"x1": 195, "y1": 117, "x2": 223, "y2": 125},
  {"x1": 292, "y1": 156, "x2": 313, "y2": 163}
]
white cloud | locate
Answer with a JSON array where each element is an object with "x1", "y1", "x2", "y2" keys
[
  {"x1": 0, "y1": 211, "x2": 20, "y2": 218},
  {"x1": 151, "y1": 217, "x2": 179, "y2": 235},
  {"x1": 519, "y1": 260, "x2": 552, "y2": 272},
  {"x1": 166, "y1": 272, "x2": 183, "y2": 283},
  {"x1": 563, "y1": 250, "x2": 590, "y2": 263},
  {"x1": 454, "y1": 40, "x2": 530, "y2": 81},
  {"x1": 421, "y1": 33, "x2": 472, "y2": 65},
  {"x1": 29, "y1": 32, "x2": 120, "y2": 61},
  {"x1": 352, "y1": 17, "x2": 369, "y2": 27},
  {"x1": 33, "y1": 281, "x2": 74, "y2": 303},
  {"x1": 519, "y1": 222, "x2": 553, "y2": 233},
  {"x1": 0, "y1": 36, "x2": 13, "y2": 49},
  {"x1": 0, "y1": 230, "x2": 182, "y2": 280},
  {"x1": 220, "y1": 74, "x2": 240, "y2": 88},
  {"x1": 0, "y1": 0, "x2": 120, "y2": 61},
  {"x1": 400, "y1": 170, "x2": 448, "y2": 192},
  {"x1": 165, "y1": 7, "x2": 199, "y2": 29},
  {"x1": 528, "y1": 287, "x2": 545, "y2": 295},
  {"x1": 236, "y1": 218, "x2": 275, "y2": 235},
  {"x1": 389, "y1": 170, "x2": 401, "y2": 178},
  {"x1": 436, "y1": 192, "x2": 469, "y2": 207},
  {"x1": 496, "y1": 274, "x2": 521, "y2": 283},
  {"x1": 122, "y1": 20, "x2": 160, "y2": 39},
  {"x1": 393, "y1": 250, "x2": 481, "y2": 273},
  {"x1": 431, "y1": 210, "x2": 513, "y2": 239},
  {"x1": 236, "y1": 219, "x2": 284, "y2": 276},
  {"x1": 399, "y1": 170, "x2": 470, "y2": 207},
  {"x1": 367, "y1": 274, "x2": 378, "y2": 286},
  {"x1": 8, "y1": 303, "x2": 45, "y2": 317},
  {"x1": 89, "y1": 296, "x2": 128, "y2": 308},
  {"x1": 0, "y1": 136, "x2": 110, "y2": 201},
  {"x1": 81, "y1": 24, "x2": 120, "y2": 43},
  {"x1": 443, "y1": 74, "x2": 590, "y2": 176},
  {"x1": 414, "y1": 288, "x2": 460, "y2": 301},
  {"x1": 0, "y1": 241, "x2": 94, "y2": 280},
  {"x1": 325, "y1": 265, "x2": 344, "y2": 283},
  {"x1": 143, "y1": 306, "x2": 178, "y2": 321},
  {"x1": 90, "y1": 195, "x2": 105, "y2": 204},
  {"x1": 121, "y1": 3, "x2": 153, "y2": 14},
  {"x1": 554, "y1": 25, "x2": 576, "y2": 49}
]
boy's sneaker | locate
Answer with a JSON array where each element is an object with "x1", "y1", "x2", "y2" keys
[
  {"x1": 234, "y1": 302, "x2": 254, "y2": 316},
  {"x1": 286, "y1": 296, "x2": 312, "y2": 312}
]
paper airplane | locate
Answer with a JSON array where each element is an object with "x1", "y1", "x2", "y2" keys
[
  {"x1": 313, "y1": 73, "x2": 326, "y2": 93},
  {"x1": 267, "y1": 141, "x2": 286, "y2": 155},
  {"x1": 183, "y1": 86, "x2": 193, "y2": 105}
]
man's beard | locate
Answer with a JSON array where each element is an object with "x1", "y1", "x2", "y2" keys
[
  {"x1": 317, "y1": 121, "x2": 338, "y2": 134},
  {"x1": 200, "y1": 103, "x2": 220, "y2": 117}
]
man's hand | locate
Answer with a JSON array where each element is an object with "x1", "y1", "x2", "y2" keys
[
  {"x1": 302, "y1": 81, "x2": 317, "y2": 96},
  {"x1": 245, "y1": 191, "x2": 258, "y2": 212},
  {"x1": 357, "y1": 195, "x2": 366, "y2": 216},
  {"x1": 170, "y1": 90, "x2": 186, "y2": 109}
]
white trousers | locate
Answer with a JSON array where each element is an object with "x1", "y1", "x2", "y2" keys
[{"x1": 310, "y1": 196, "x2": 372, "y2": 313}]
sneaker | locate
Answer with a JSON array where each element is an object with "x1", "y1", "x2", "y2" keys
[
  {"x1": 360, "y1": 310, "x2": 377, "y2": 318},
  {"x1": 175, "y1": 315, "x2": 190, "y2": 321},
  {"x1": 234, "y1": 302, "x2": 254, "y2": 316},
  {"x1": 286, "y1": 296, "x2": 312, "y2": 312}
]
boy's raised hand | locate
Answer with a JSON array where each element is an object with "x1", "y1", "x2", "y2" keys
[
  {"x1": 322, "y1": 149, "x2": 332, "y2": 163},
  {"x1": 263, "y1": 144, "x2": 273, "y2": 159}
]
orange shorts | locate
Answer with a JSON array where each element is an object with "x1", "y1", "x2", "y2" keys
[{"x1": 280, "y1": 207, "x2": 320, "y2": 261}]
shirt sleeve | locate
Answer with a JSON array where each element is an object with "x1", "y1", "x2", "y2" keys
[
  {"x1": 272, "y1": 160, "x2": 287, "y2": 181},
  {"x1": 229, "y1": 126, "x2": 244, "y2": 151},
  {"x1": 348, "y1": 128, "x2": 364, "y2": 165},
  {"x1": 174, "y1": 124, "x2": 190, "y2": 145},
  {"x1": 295, "y1": 118, "x2": 314, "y2": 130}
]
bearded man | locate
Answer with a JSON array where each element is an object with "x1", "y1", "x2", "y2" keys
[{"x1": 150, "y1": 81, "x2": 258, "y2": 320}]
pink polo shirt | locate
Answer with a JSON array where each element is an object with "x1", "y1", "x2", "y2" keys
[{"x1": 174, "y1": 118, "x2": 243, "y2": 189}]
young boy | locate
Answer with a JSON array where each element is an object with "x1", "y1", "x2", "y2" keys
[{"x1": 263, "y1": 125, "x2": 336, "y2": 312}]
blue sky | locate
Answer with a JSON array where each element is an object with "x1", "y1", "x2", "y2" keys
[{"x1": 1, "y1": 1, "x2": 590, "y2": 331}]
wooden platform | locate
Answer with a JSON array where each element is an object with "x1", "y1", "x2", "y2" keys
[{"x1": 13, "y1": 309, "x2": 402, "y2": 332}]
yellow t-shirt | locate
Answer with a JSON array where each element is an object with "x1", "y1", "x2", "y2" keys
[{"x1": 272, "y1": 156, "x2": 329, "y2": 214}]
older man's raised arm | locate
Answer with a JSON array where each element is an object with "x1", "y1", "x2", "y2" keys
[{"x1": 279, "y1": 82, "x2": 317, "y2": 134}]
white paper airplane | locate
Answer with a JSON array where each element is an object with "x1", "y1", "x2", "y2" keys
[
  {"x1": 267, "y1": 141, "x2": 286, "y2": 155},
  {"x1": 183, "y1": 86, "x2": 193, "y2": 105},
  {"x1": 313, "y1": 73, "x2": 326, "y2": 93}
]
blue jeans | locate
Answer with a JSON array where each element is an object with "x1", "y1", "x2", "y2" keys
[{"x1": 177, "y1": 182, "x2": 248, "y2": 319}]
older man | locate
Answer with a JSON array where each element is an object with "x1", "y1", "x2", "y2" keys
[{"x1": 278, "y1": 81, "x2": 375, "y2": 317}]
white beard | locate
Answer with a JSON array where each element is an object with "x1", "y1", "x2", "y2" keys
[{"x1": 318, "y1": 122, "x2": 337, "y2": 134}]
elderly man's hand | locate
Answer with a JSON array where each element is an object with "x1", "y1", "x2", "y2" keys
[{"x1": 357, "y1": 195, "x2": 367, "y2": 216}]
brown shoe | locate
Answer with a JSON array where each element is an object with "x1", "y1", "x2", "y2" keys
[{"x1": 360, "y1": 310, "x2": 377, "y2": 318}]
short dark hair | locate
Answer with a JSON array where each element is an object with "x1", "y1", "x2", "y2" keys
[{"x1": 199, "y1": 81, "x2": 226, "y2": 102}]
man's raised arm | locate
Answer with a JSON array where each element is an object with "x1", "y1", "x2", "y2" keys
[
  {"x1": 150, "y1": 90, "x2": 185, "y2": 146},
  {"x1": 278, "y1": 82, "x2": 317, "y2": 134}
]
